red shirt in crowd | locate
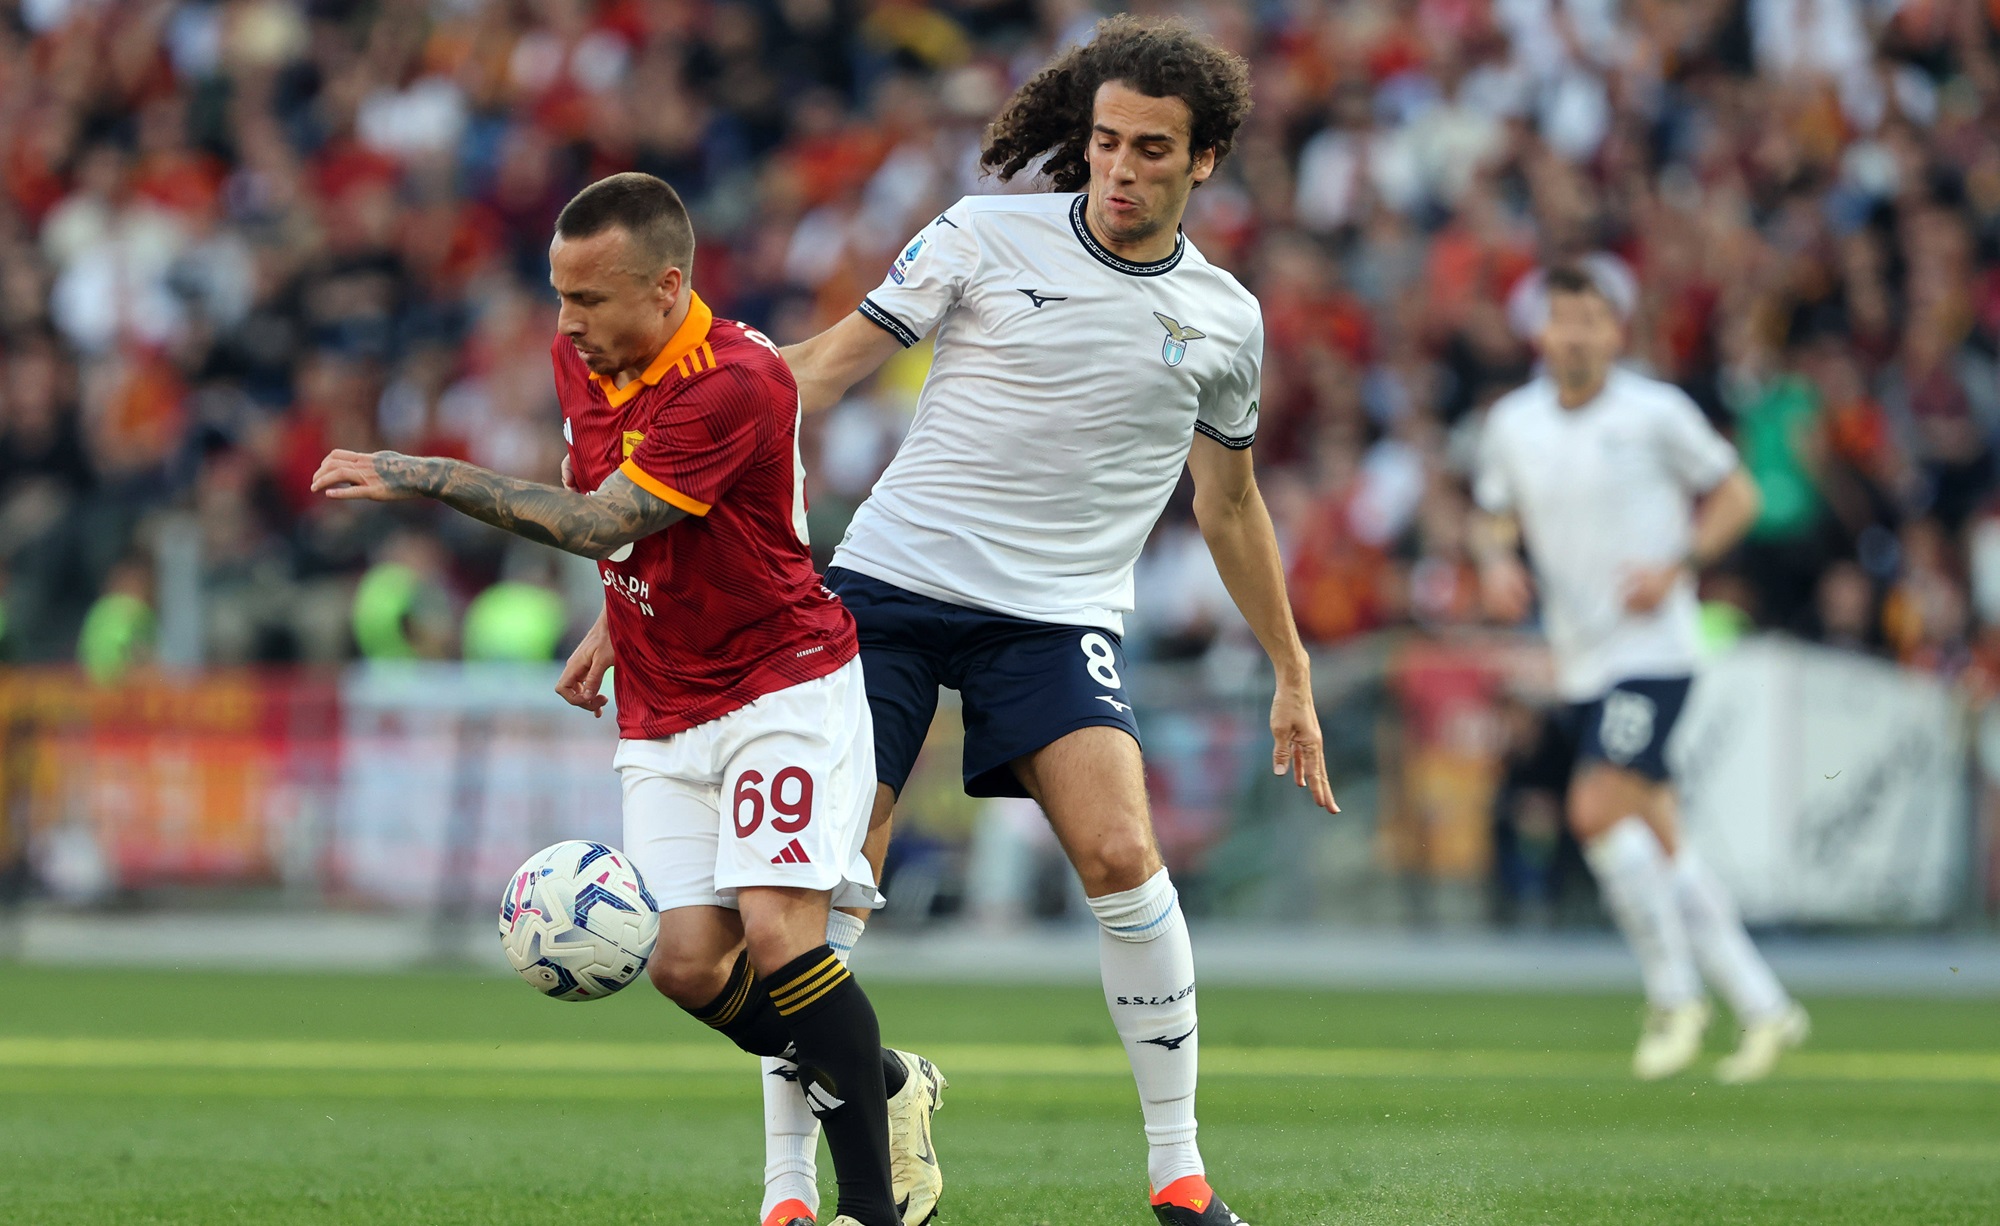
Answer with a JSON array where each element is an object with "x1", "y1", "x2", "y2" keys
[{"x1": 554, "y1": 292, "x2": 856, "y2": 739}]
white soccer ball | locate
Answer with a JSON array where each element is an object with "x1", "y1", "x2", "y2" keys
[{"x1": 499, "y1": 840, "x2": 660, "y2": 1001}]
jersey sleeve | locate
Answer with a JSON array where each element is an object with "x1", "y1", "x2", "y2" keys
[
  {"x1": 855, "y1": 200, "x2": 979, "y2": 348},
  {"x1": 1655, "y1": 387, "x2": 1738, "y2": 493},
  {"x1": 617, "y1": 366, "x2": 771, "y2": 516},
  {"x1": 1194, "y1": 317, "x2": 1262, "y2": 449}
]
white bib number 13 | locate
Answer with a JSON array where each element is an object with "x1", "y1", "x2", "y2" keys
[{"x1": 1080, "y1": 632, "x2": 1122, "y2": 688}]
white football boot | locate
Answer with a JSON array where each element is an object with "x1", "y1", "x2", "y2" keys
[
  {"x1": 1717, "y1": 1003, "x2": 1810, "y2": 1084},
  {"x1": 1633, "y1": 999, "x2": 1711, "y2": 1080},
  {"x1": 884, "y1": 1049, "x2": 947, "y2": 1225}
]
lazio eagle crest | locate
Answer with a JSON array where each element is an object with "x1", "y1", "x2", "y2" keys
[{"x1": 1153, "y1": 312, "x2": 1205, "y2": 367}]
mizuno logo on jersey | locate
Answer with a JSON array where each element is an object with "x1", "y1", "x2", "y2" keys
[
  {"x1": 1096, "y1": 695, "x2": 1133, "y2": 713},
  {"x1": 1154, "y1": 312, "x2": 1206, "y2": 367},
  {"x1": 1018, "y1": 288, "x2": 1068, "y2": 308}
]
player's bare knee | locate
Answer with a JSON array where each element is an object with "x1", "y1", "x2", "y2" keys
[
  {"x1": 1073, "y1": 827, "x2": 1161, "y2": 897},
  {"x1": 739, "y1": 926, "x2": 801, "y2": 980},
  {"x1": 1569, "y1": 766, "x2": 1651, "y2": 844},
  {"x1": 647, "y1": 945, "x2": 733, "y2": 1007},
  {"x1": 1567, "y1": 784, "x2": 1614, "y2": 843}
]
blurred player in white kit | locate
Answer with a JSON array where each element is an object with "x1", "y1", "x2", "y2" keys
[{"x1": 1475, "y1": 265, "x2": 1811, "y2": 1082}]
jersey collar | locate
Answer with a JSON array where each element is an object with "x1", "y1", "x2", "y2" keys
[
  {"x1": 1069, "y1": 194, "x2": 1184, "y2": 277},
  {"x1": 591, "y1": 292, "x2": 715, "y2": 408}
]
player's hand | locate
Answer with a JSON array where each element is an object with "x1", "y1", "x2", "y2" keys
[
  {"x1": 1271, "y1": 679, "x2": 1339, "y2": 814},
  {"x1": 556, "y1": 613, "x2": 615, "y2": 718},
  {"x1": 310, "y1": 450, "x2": 422, "y2": 501},
  {"x1": 560, "y1": 454, "x2": 576, "y2": 491},
  {"x1": 1479, "y1": 556, "x2": 1534, "y2": 623},
  {"x1": 1623, "y1": 564, "x2": 1686, "y2": 614}
]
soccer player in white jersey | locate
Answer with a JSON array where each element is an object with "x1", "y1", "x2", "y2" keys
[
  {"x1": 756, "y1": 18, "x2": 1337, "y2": 1226},
  {"x1": 1474, "y1": 265, "x2": 1811, "y2": 1082}
]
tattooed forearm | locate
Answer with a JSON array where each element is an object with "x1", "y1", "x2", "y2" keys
[{"x1": 376, "y1": 455, "x2": 686, "y2": 559}]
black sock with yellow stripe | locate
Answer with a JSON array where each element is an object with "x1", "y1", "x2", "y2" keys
[
  {"x1": 686, "y1": 951, "x2": 790, "y2": 1058},
  {"x1": 769, "y1": 944, "x2": 899, "y2": 1226}
]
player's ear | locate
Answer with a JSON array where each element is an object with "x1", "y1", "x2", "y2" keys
[
  {"x1": 1190, "y1": 146, "x2": 1216, "y2": 186},
  {"x1": 655, "y1": 263, "x2": 684, "y2": 315}
]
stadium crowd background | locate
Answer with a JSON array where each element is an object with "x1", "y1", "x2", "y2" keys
[{"x1": 0, "y1": 0, "x2": 1997, "y2": 693}]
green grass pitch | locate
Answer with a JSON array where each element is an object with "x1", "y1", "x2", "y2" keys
[{"x1": 0, "y1": 963, "x2": 1996, "y2": 1224}]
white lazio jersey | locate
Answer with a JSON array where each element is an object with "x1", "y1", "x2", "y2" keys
[
  {"x1": 1475, "y1": 368, "x2": 1738, "y2": 701},
  {"x1": 831, "y1": 193, "x2": 1262, "y2": 633}
]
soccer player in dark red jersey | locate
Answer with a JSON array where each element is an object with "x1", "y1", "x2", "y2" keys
[{"x1": 311, "y1": 173, "x2": 941, "y2": 1226}]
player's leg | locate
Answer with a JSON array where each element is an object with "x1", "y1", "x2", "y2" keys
[
  {"x1": 760, "y1": 903, "x2": 871, "y2": 1226},
  {"x1": 737, "y1": 884, "x2": 900, "y2": 1226},
  {"x1": 762, "y1": 754, "x2": 935, "y2": 1219},
  {"x1": 615, "y1": 736, "x2": 800, "y2": 1055},
  {"x1": 765, "y1": 569, "x2": 947, "y2": 1225},
  {"x1": 1567, "y1": 682, "x2": 1707, "y2": 1078},
  {"x1": 1572, "y1": 762, "x2": 1710, "y2": 1078},
  {"x1": 954, "y1": 620, "x2": 1236, "y2": 1222},
  {"x1": 1645, "y1": 788, "x2": 1808, "y2": 1082},
  {"x1": 726, "y1": 658, "x2": 943, "y2": 1226},
  {"x1": 1012, "y1": 730, "x2": 1239, "y2": 1226}
]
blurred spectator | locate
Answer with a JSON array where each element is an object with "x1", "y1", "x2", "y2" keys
[
  {"x1": 1814, "y1": 560, "x2": 1882, "y2": 654},
  {"x1": 1728, "y1": 339, "x2": 1834, "y2": 631},
  {"x1": 76, "y1": 555, "x2": 154, "y2": 685},
  {"x1": 462, "y1": 545, "x2": 568, "y2": 663},
  {"x1": 1883, "y1": 518, "x2": 1972, "y2": 673},
  {"x1": 351, "y1": 528, "x2": 457, "y2": 662},
  {"x1": 0, "y1": 0, "x2": 1989, "y2": 697},
  {"x1": 462, "y1": 581, "x2": 565, "y2": 663}
]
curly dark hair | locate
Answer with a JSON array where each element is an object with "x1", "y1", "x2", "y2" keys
[{"x1": 980, "y1": 16, "x2": 1253, "y2": 192}]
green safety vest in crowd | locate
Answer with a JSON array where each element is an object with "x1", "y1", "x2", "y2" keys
[
  {"x1": 77, "y1": 592, "x2": 154, "y2": 684},
  {"x1": 352, "y1": 563, "x2": 432, "y2": 660},
  {"x1": 461, "y1": 582, "x2": 567, "y2": 663},
  {"x1": 1736, "y1": 375, "x2": 1825, "y2": 541}
]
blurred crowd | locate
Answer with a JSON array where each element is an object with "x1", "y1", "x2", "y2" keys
[{"x1": 2, "y1": 0, "x2": 2000, "y2": 688}]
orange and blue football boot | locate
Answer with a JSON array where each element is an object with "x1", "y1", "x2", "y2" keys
[
  {"x1": 762, "y1": 1200, "x2": 814, "y2": 1226},
  {"x1": 1150, "y1": 1175, "x2": 1249, "y2": 1225}
]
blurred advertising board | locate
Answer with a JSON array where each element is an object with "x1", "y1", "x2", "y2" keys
[
  {"x1": 0, "y1": 669, "x2": 337, "y2": 889},
  {"x1": 1673, "y1": 640, "x2": 1970, "y2": 924},
  {"x1": 329, "y1": 663, "x2": 622, "y2": 909}
]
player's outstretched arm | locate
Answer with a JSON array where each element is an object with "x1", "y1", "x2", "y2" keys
[
  {"x1": 1187, "y1": 435, "x2": 1339, "y2": 814},
  {"x1": 310, "y1": 449, "x2": 686, "y2": 560},
  {"x1": 779, "y1": 312, "x2": 906, "y2": 416}
]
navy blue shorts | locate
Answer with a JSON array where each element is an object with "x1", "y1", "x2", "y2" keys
[
  {"x1": 1564, "y1": 676, "x2": 1693, "y2": 783},
  {"x1": 825, "y1": 567, "x2": 1142, "y2": 799}
]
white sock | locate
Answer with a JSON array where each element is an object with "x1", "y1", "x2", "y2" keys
[
  {"x1": 1088, "y1": 868, "x2": 1202, "y2": 1192},
  {"x1": 759, "y1": 909, "x2": 868, "y2": 1219},
  {"x1": 1583, "y1": 818, "x2": 1702, "y2": 1009},
  {"x1": 1672, "y1": 849, "x2": 1789, "y2": 1023}
]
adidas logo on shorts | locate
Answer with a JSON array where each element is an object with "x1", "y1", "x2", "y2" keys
[{"x1": 770, "y1": 839, "x2": 811, "y2": 866}]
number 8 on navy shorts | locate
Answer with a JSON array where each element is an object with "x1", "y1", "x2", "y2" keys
[{"x1": 825, "y1": 567, "x2": 1142, "y2": 799}]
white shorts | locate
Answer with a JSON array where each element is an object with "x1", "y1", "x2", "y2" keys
[{"x1": 615, "y1": 657, "x2": 880, "y2": 913}]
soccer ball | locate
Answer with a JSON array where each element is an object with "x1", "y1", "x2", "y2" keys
[{"x1": 499, "y1": 841, "x2": 660, "y2": 1001}]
